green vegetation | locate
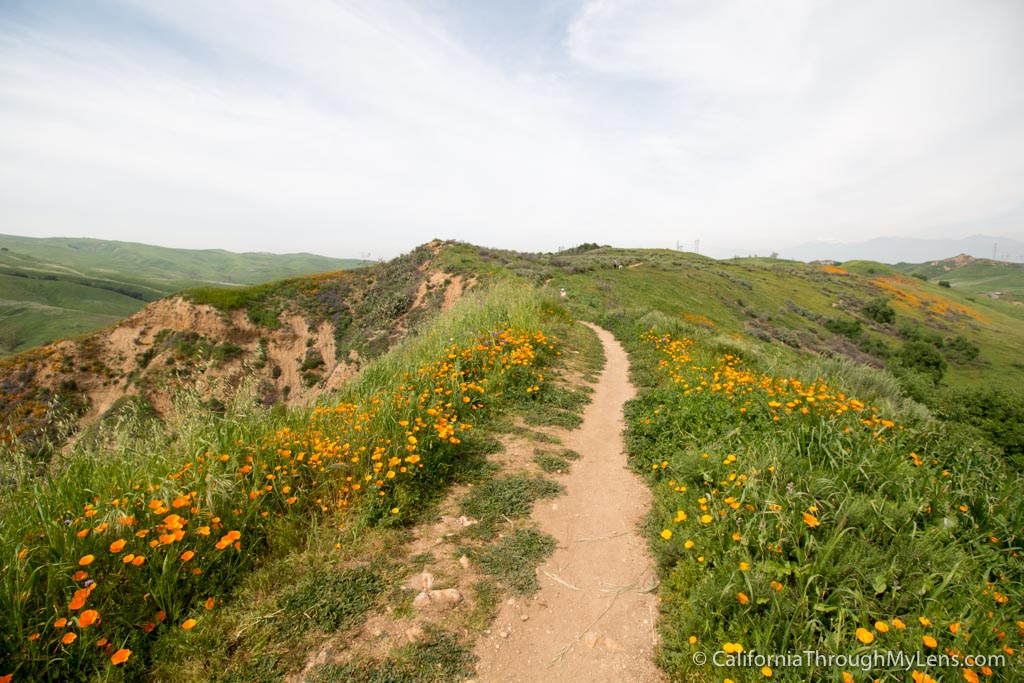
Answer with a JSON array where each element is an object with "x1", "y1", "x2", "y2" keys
[
  {"x1": 895, "y1": 255, "x2": 1024, "y2": 304},
  {"x1": 185, "y1": 244, "x2": 437, "y2": 362},
  {"x1": 0, "y1": 282, "x2": 567, "y2": 680},
  {"x1": 0, "y1": 234, "x2": 369, "y2": 355},
  {"x1": 458, "y1": 475, "x2": 563, "y2": 537},
  {"x1": 2, "y1": 240, "x2": 1022, "y2": 682},
  {"x1": 464, "y1": 529, "x2": 558, "y2": 595},
  {"x1": 619, "y1": 319, "x2": 1022, "y2": 681},
  {"x1": 307, "y1": 627, "x2": 476, "y2": 683},
  {"x1": 861, "y1": 298, "x2": 896, "y2": 324},
  {"x1": 533, "y1": 450, "x2": 571, "y2": 473},
  {"x1": 278, "y1": 563, "x2": 388, "y2": 636},
  {"x1": 446, "y1": 243, "x2": 1014, "y2": 387}
]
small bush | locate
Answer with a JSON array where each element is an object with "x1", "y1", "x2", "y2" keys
[
  {"x1": 300, "y1": 349, "x2": 325, "y2": 372},
  {"x1": 858, "y1": 336, "x2": 891, "y2": 359},
  {"x1": 861, "y1": 298, "x2": 896, "y2": 324},
  {"x1": 944, "y1": 335, "x2": 980, "y2": 363},
  {"x1": 897, "y1": 340, "x2": 947, "y2": 384},
  {"x1": 824, "y1": 317, "x2": 862, "y2": 339},
  {"x1": 936, "y1": 387, "x2": 1024, "y2": 457}
]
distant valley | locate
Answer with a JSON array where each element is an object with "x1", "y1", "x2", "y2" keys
[{"x1": 0, "y1": 234, "x2": 370, "y2": 354}]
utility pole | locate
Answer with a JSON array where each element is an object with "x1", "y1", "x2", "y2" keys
[{"x1": 694, "y1": 239, "x2": 700, "y2": 255}]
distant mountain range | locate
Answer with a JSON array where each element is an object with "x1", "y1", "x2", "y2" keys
[{"x1": 781, "y1": 234, "x2": 1024, "y2": 264}]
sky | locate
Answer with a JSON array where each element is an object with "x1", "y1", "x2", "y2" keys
[{"x1": 1, "y1": 0, "x2": 1022, "y2": 260}]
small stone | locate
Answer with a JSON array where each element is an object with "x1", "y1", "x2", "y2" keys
[
  {"x1": 499, "y1": 631, "x2": 509, "y2": 639},
  {"x1": 457, "y1": 515, "x2": 478, "y2": 527},
  {"x1": 405, "y1": 625, "x2": 426, "y2": 643},
  {"x1": 520, "y1": 614, "x2": 529, "y2": 621},
  {"x1": 459, "y1": 555, "x2": 471, "y2": 569},
  {"x1": 582, "y1": 631, "x2": 601, "y2": 649},
  {"x1": 428, "y1": 588, "x2": 463, "y2": 607},
  {"x1": 371, "y1": 628, "x2": 384, "y2": 638},
  {"x1": 506, "y1": 598, "x2": 516, "y2": 606},
  {"x1": 412, "y1": 591, "x2": 431, "y2": 609},
  {"x1": 419, "y1": 571, "x2": 435, "y2": 591}
]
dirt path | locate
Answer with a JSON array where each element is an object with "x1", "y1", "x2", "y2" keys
[{"x1": 472, "y1": 323, "x2": 663, "y2": 683}]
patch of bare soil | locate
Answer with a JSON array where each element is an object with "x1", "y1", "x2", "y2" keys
[{"x1": 472, "y1": 323, "x2": 663, "y2": 683}]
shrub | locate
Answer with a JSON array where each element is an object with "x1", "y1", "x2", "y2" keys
[
  {"x1": 897, "y1": 340, "x2": 947, "y2": 384},
  {"x1": 824, "y1": 317, "x2": 862, "y2": 339},
  {"x1": 300, "y1": 349, "x2": 325, "y2": 372},
  {"x1": 936, "y1": 387, "x2": 1024, "y2": 457},
  {"x1": 861, "y1": 299, "x2": 896, "y2": 324},
  {"x1": 944, "y1": 335, "x2": 980, "y2": 363},
  {"x1": 858, "y1": 336, "x2": 891, "y2": 359},
  {"x1": 938, "y1": 280, "x2": 951, "y2": 288}
]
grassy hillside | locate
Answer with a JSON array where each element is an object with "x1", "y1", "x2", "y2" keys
[
  {"x1": 893, "y1": 255, "x2": 1024, "y2": 304},
  {"x1": 0, "y1": 234, "x2": 369, "y2": 354},
  {"x1": 1, "y1": 241, "x2": 1021, "y2": 682},
  {"x1": 0, "y1": 282, "x2": 576, "y2": 680},
  {"x1": 441, "y1": 243, "x2": 1024, "y2": 393},
  {"x1": 0, "y1": 243, "x2": 464, "y2": 470}
]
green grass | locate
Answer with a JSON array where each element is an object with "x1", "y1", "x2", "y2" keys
[
  {"x1": 2, "y1": 239, "x2": 1023, "y2": 681},
  {"x1": 277, "y1": 563, "x2": 388, "y2": 636},
  {"x1": 459, "y1": 475, "x2": 564, "y2": 536},
  {"x1": 0, "y1": 234, "x2": 369, "y2": 355},
  {"x1": 894, "y1": 257, "x2": 1024, "y2": 302},
  {"x1": 307, "y1": 626, "x2": 476, "y2": 683},
  {"x1": 532, "y1": 451, "x2": 570, "y2": 473},
  {"x1": 619, "y1": 320, "x2": 1023, "y2": 682},
  {"x1": 453, "y1": 235, "x2": 995, "y2": 415},
  {"x1": 464, "y1": 529, "x2": 557, "y2": 595},
  {"x1": 0, "y1": 282, "x2": 567, "y2": 680}
]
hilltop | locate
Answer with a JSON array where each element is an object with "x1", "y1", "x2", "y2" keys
[
  {"x1": 0, "y1": 234, "x2": 370, "y2": 355},
  {"x1": 0, "y1": 241, "x2": 469, "y2": 460},
  {"x1": 893, "y1": 253, "x2": 1024, "y2": 303},
  {"x1": 439, "y1": 242, "x2": 1024, "y2": 389},
  {"x1": 782, "y1": 233, "x2": 1024, "y2": 264}
]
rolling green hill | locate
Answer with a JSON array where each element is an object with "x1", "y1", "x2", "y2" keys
[
  {"x1": 440, "y1": 243, "x2": 1024, "y2": 393},
  {"x1": 0, "y1": 234, "x2": 370, "y2": 354},
  {"x1": 893, "y1": 254, "x2": 1024, "y2": 304}
]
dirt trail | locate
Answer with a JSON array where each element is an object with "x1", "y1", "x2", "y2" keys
[{"x1": 473, "y1": 323, "x2": 663, "y2": 683}]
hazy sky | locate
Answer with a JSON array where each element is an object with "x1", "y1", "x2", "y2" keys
[{"x1": 1, "y1": 0, "x2": 1022, "y2": 259}]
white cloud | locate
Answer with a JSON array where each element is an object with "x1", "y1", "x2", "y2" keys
[
  {"x1": 565, "y1": 0, "x2": 1024, "y2": 249},
  {"x1": 0, "y1": 0, "x2": 1021, "y2": 259},
  {"x1": 0, "y1": 1, "x2": 649, "y2": 256}
]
